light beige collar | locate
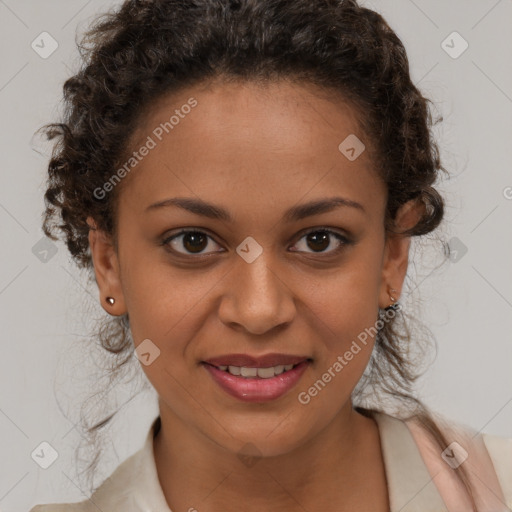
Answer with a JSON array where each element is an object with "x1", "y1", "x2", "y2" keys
[
  {"x1": 97, "y1": 412, "x2": 449, "y2": 511},
  {"x1": 373, "y1": 411, "x2": 448, "y2": 511}
]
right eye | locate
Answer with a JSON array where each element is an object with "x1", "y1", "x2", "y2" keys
[{"x1": 161, "y1": 229, "x2": 225, "y2": 257}]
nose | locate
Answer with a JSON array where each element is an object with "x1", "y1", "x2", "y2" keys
[{"x1": 218, "y1": 251, "x2": 296, "y2": 336}]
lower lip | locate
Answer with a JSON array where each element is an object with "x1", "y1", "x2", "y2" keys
[{"x1": 202, "y1": 361, "x2": 310, "y2": 403}]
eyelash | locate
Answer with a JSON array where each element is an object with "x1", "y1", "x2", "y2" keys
[{"x1": 161, "y1": 227, "x2": 352, "y2": 258}]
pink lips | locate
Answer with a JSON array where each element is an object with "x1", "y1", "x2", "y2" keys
[{"x1": 202, "y1": 356, "x2": 311, "y2": 403}]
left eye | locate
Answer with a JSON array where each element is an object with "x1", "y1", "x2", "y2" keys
[
  {"x1": 291, "y1": 229, "x2": 350, "y2": 255},
  {"x1": 162, "y1": 230, "x2": 222, "y2": 256},
  {"x1": 162, "y1": 228, "x2": 350, "y2": 257}
]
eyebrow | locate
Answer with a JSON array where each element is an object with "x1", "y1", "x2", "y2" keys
[{"x1": 145, "y1": 196, "x2": 365, "y2": 222}]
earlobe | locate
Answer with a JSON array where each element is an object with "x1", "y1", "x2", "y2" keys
[
  {"x1": 378, "y1": 236, "x2": 409, "y2": 310},
  {"x1": 378, "y1": 199, "x2": 423, "y2": 310},
  {"x1": 87, "y1": 216, "x2": 126, "y2": 315}
]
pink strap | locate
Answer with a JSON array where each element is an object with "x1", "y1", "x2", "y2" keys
[{"x1": 406, "y1": 417, "x2": 508, "y2": 511}]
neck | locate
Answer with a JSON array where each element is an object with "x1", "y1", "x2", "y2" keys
[{"x1": 153, "y1": 400, "x2": 388, "y2": 511}]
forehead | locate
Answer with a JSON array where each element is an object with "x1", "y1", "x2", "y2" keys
[{"x1": 116, "y1": 79, "x2": 386, "y2": 221}]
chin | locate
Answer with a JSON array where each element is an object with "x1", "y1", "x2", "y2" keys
[{"x1": 207, "y1": 417, "x2": 312, "y2": 459}]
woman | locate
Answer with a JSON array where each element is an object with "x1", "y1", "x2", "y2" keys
[{"x1": 30, "y1": 0, "x2": 511, "y2": 510}]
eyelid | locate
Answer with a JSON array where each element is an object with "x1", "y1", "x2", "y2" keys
[
  {"x1": 290, "y1": 226, "x2": 351, "y2": 255},
  {"x1": 161, "y1": 228, "x2": 224, "y2": 257},
  {"x1": 161, "y1": 226, "x2": 352, "y2": 258},
  {"x1": 295, "y1": 225, "x2": 350, "y2": 240}
]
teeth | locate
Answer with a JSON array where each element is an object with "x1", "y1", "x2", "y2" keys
[
  {"x1": 240, "y1": 367, "x2": 258, "y2": 377},
  {"x1": 257, "y1": 367, "x2": 275, "y2": 378},
  {"x1": 228, "y1": 365, "x2": 241, "y2": 375},
  {"x1": 219, "y1": 363, "x2": 298, "y2": 378}
]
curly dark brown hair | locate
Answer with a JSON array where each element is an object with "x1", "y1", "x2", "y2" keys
[{"x1": 37, "y1": 0, "x2": 477, "y2": 507}]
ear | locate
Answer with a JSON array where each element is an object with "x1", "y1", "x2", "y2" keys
[
  {"x1": 87, "y1": 216, "x2": 126, "y2": 315},
  {"x1": 378, "y1": 199, "x2": 424, "y2": 309}
]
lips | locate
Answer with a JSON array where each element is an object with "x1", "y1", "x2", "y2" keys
[
  {"x1": 203, "y1": 360, "x2": 311, "y2": 402},
  {"x1": 203, "y1": 353, "x2": 310, "y2": 368}
]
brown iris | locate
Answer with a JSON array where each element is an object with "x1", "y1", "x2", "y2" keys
[
  {"x1": 306, "y1": 231, "x2": 330, "y2": 252},
  {"x1": 182, "y1": 232, "x2": 208, "y2": 253}
]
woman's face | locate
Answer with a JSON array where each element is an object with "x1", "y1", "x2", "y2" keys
[{"x1": 89, "y1": 79, "x2": 415, "y2": 457}]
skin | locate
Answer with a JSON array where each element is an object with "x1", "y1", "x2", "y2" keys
[{"x1": 88, "y1": 78, "x2": 423, "y2": 512}]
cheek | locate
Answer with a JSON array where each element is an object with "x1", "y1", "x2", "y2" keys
[
  {"x1": 120, "y1": 249, "x2": 211, "y2": 342},
  {"x1": 120, "y1": 256, "x2": 226, "y2": 397},
  {"x1": 295, "y1": 245, "x2": 383, "y2": 404},
  {"x1": 123, "y1": 262, "x2": 211, "y2": 403},
  {"x1": 301, "y1": 251, "x2": 382, "y2": 350},
  {"x1": 296, "y1": 283, "x2": 380, "y2": 418}
]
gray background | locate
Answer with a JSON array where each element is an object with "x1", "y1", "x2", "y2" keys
[{"x1": 0, "y1": 0, "x2": 511, "y2": 510}]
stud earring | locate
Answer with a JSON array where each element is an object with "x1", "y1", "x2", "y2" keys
[
  {"x1": 106, "y1": 296, "x2": 115, "y2": 306},
  {"x1": 385, "y1": 288, "x2": 400, "y2": 312}
]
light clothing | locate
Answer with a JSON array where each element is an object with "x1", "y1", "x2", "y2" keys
[{"x1": 30, "y1": 411, "x2": 512, "y2": 511}]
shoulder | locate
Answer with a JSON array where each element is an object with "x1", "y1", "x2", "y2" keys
[
  {"x1": 404, "y1": 411, "x2": 512, "y2": 510},
  {"x1": 29, "y1": 416, "x2": 169, "y2": 512},
  {"x1": 481, "y1": 431, "x2": 512, "y2": 506},
  {"x1": 28, "y1": 446, "x2": 145, "y2": 512},
  {"x1": 29, "y1": 505, "x2": 89, "y2": 512}
]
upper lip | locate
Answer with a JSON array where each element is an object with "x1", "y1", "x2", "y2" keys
[{"x1": 203, "y1": 353, "x2": 310, "y2": 368}]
